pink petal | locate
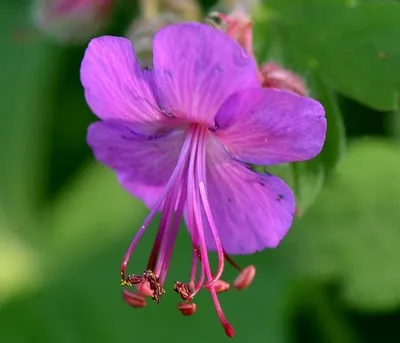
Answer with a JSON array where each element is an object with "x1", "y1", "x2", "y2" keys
[
  {"x1": 151, "y1": 23, "x2": 259, "y2": 127},
  {"x1": 198, "y1": 139, "x2": 295, "y2": 254},
  {"x1": 81, "y1": 36, "x2": 168, "y2": 135},
  {"x1": 214, "y1": 88, "x2": 326, "y2": 165},
  {"x1": 87, "y1": 120, "x2": 186, "y2": 207}
]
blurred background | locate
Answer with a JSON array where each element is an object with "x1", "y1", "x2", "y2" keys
[{"x1": 1, "y1": 0, "x2": 400, "y2": 342}]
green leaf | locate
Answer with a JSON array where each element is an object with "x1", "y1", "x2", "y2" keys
[
  {"x1": 1, "y1": 159, "x2": 295, "y2": 342},
  {"x1": 41, "y1": 163, "x2": 145, "y2": 270},
  {"x1": 279, "y1": 139, "x2": 400, "y2": 310},
  {"x1": 258, "y1": 1, "x2": 400, "y2": 111},
  {"x1": 0, "y1": 1, "x2": 63, "y2": 224},
  {"x1": 310, "y1": 74, "x2": 346, "y2": 171}
]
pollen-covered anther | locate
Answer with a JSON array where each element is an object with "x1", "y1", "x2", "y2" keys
[
  {"x1": 122, "y1": 289, "x2": 147, "y2": 308},
  {"x1": 136, "y1": 281, "x2": 153, "y2": 297},
  {"x1": 121, "y1": 273, "x2": 145, "y2": 286},
  {"x1": 174, "y1": 281, "x2": 191, "y2": 301},
  {"x1": 177, "y1": 302, "x2": 197, "y2": 316},
  {"x1": 143, "y1": 269, "x2": 165, "y2": 303},
  {"x1": 233, "y1": 265, "x2": 256, "y2": 290},
  {"x1": 213, "y1": 279, "x2": 230, "y2": 293}
]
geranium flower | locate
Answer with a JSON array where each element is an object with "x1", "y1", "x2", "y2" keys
[{"x1": 81, "y1": 22, "x2": 326, "y2": 337}]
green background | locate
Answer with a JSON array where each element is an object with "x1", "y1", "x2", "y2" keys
[{"x1": 1, "y1": 0, "x2": 400, "y2": 342}]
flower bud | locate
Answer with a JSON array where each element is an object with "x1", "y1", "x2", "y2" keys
[
  {"x1": 33, "y1": 0, "x2": 114, "y2": 44},
  {"x1": 260, "y1": 62, "x2": 308, "y2": 96}
]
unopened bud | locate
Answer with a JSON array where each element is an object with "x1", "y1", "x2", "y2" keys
[
  {"x1": 122, "y1": 289, "x2": 147, "y2": 308},
  {"x1": 136, "y1": 281, "x2": 153, "y2": 297},
  {"x1": 33, "y1": 0, "x2": 114, "y2": 43},
  {"x1": 260, "y1": 62, "x2": 308, "y2": 96},
  {"x1": 214, "y1": 280, "x2": 230, "y2": 293},
  {"x1": 177, "y1": 302, "x2": 197, "y2": 316},
  {"x1": 206, "y1": 9, "x2": 255, "y2": 61},
  {"x1": 233, "y1": 265, "x2": 256, "y2": 290}
]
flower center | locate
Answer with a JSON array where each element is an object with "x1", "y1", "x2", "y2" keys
[{"x1": 119, "y1": 123, "x2": 255, "y2": 337}]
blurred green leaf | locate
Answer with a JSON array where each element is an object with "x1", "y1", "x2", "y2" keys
[
  {"x1": 41, "y1": 163, "x2": 145, "y2": 270},
  {"x1": 0, "y1": 1, "x2": 63, "y2": 225},
  {"x1": 257, "y1": 1, "x2": 400, "y2": 111},
  {"x1": 311, "y1": 74, "x2": 346, "y2": 171},
  {"x1": 1, "y1": 158, "x2": 295, "y2": 342},
  {"x1": 280, "y1": 139, "x2": 400, "y2": 310}
]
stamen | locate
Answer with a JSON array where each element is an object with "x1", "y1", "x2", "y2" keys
[
  {"x1": 136, "y1": 281, "x2": 153, "y2": 297},
  {"x1": 173, "y1": 281, "x2": 191, "y2": 301},
  {"x1": 143, "y1": 269, "x2": 165, "y2": 303},
  {"x1": 196, "y1": 130, "x2": 225, "y2": 286},
  {"x1": 233, "y1": 265, "x2": 256, "y2": 290},
  {"x1": 122, "y1": 270, "x2": 165, "y2": 303},
  {"x1": 177, "y1": 302, "x2": 197, "y2": 316},
  {"x1": 122, "y1": 289, "x2": 147, "y2": 308},
  {"x1": 223, "y1": 250, "x2": 242, "y2": 272},
  {"x1": 120, "y1": 129, "x2": 195, "y2": 288},
  {"x1": 121, "y1": 273, "x2": 145, "y2": 286},
  {"x1": 157, "y1": 186, "x2": 186, "y2": 285},
  {"x1": 214, "y1": 280, "x2": 230, "y2": 293},
  {"x1": 188, "y1": 126, "x2": 233, "y2": 335},
  {"x1": 188, "y1": 244, "x2": 205, "y2": 298}
]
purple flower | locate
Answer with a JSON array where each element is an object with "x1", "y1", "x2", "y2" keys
[{"x1": 81, "y1": 22, "x2": 326, "y2": 336}]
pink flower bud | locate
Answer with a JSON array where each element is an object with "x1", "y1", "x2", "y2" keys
[
  {"x1": 260, "y1": 62, "x2": 308, "y2": 96},
  {"x1": 33, "y1": 0, "x2": 114, "y2": 43}
]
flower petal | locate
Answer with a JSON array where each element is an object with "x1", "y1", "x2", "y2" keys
[
  {"x1": 87, "y1": 120, "x2": 186, "y2": 207},
  {"x1": 151, "y1": 23, "x2": 259, "y2": 127},
  {"x1": 81, "y1": 36, "x2": 167, "y2": 135},
  {"x1": 197, "y1": 140, "x2": 295, "y2": 254},
  {"x1": 214, "y1": 88, "x2": 326, "y2": 165}
]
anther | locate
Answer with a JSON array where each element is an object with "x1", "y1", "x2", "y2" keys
[
  {"x1": 143, "y1": 269, "x2": 165, "y2": 303},
  {"x1": 122, "y1": 289, "x2": 147, "y2": 308},
  {"x1": 233, "y1": 265, "x2": 256, "y2": 290},
  {"x1": 177, "y1": 302, "x2": 197, "y2": 316},
  {"x1": 174, "y1": 281, "x2": 191, "y2": 301},
  {"x1": 213, "y1": 280, "x2": 230, "y2": 293},
  {"x1": 121, "y1": 274, "x2": 145, "y2": 286},
  {"x1": 136, "y1": 281, "x2": 153, "y2": 297}
]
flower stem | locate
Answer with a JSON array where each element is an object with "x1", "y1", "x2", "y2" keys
[{"x1": 138, "y1": 0, "x2": 159, "y2": 19}]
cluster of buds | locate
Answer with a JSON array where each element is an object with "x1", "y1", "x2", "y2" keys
[{"x1": 206, "y1": 5, "x2": 308, "y2": 96}]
